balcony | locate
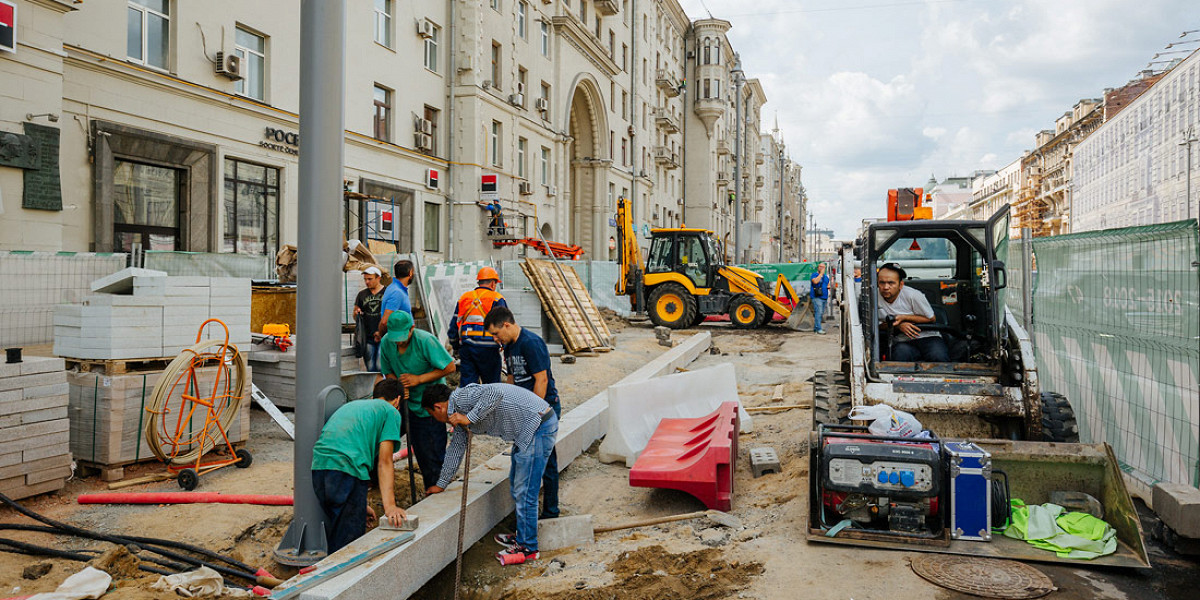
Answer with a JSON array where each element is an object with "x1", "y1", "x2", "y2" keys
[
  {"x1": 653, "y1": 107, "x2": 680, "y2": 133},
  {"x1": 665, "y1": 152, "x2": 680, "y2": 170},
  {"x1": 716, "y1": 171, "x2": 730, "y2": 185},
  {"x1": 755, "y1": 154, "x2": 764, "y2": 165},
  {"x1": 653, "y1": 145, "x2": 671, "y2": 164},
  {"x1": 594, "y1": 0, "x2": 619, "y2": 16},
  {"x1": 755, "y1": 175, "x2": 765, "y2": 188},
  {"x1": 715, "y1": 136, "x2": 730, "y2": 155},
  {"x1": 656, "y1": 69, "x2": 681, "y2": 97}
]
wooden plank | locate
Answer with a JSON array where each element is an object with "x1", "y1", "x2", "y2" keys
[{"x1": 520, "y1": 259, "x2": 612, "y2": 354}]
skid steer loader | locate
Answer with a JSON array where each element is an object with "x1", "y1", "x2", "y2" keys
[{"x1": 806, "y1": 204, "x2": 1149, "y2": 568}]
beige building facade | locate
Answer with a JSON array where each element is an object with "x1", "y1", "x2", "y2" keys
[{"x1": 1, "y1": 0, "x2": 798, "y2": 265}]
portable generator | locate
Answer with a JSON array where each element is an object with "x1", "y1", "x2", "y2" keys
[{"x1": 811, "y1": 424, "x2": 1009, "y2": 545}]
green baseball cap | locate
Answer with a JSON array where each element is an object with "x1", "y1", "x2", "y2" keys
[{"x1": 382, "y1": 310, "x2": 414, "y2": 345}]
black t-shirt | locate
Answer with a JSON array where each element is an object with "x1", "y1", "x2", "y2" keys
[
  {"x1": 503, "y1": 328, "x2": 558, "y2": 405},
  {"x1": 355, "y1": 287, "x2": 385, "y2": 335}
]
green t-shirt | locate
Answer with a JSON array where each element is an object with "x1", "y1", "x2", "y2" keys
[
  {"x1": 379, "y1": 329, "x2": 454, "y2": 418},
  {"x1": 311, "y1": 399, "x2": 403, "y2": 480}
]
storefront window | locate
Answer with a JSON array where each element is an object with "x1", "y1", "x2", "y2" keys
[
  {"x1": 223, "y1": 158, "x2": 280, "y2": 255},
  {"x1": 113, "y1": 160, "x2": 181, "y2": 252}
]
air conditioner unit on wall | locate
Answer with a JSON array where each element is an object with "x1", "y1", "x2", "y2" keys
[
  {"x1": 414, "y1": 131, "x2": 433, "y2": 150},
  {"x1": 214, "y1": 51, "x2": 243, "y2": 80},
  {"x1": 509, "y1": 93, "x2": 524, "y2": 107},
  {"x1": 417, "y1": 19, "x2": 435, "y2": 38},
  {"x1": 547, "y1": 185, "x2": 557, "y2": 196},
  {"x1": 416, "y1": 117, "x2": 432, "y2": 135},
  {"x1": 535, "y1": 97, "x2": 549, "y2": 112},
  {"x1": 519, "y1": 181, "x2": 534, "y2": 195}
]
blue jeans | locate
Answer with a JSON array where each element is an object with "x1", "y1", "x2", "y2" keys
[
  {"x1": 312, "y1": 470, "x2": 369, "y2": 554},
  {"x1": 407, "y1": 413, "x2": 447, "y2": 490},
  {"x1": 459, "y1": 344, "x2": 502, "y2": 385},
  {"x1": 812, "y1": 297, "x2": 827, "y2": 332},
  {"x1": 510, "y1": 413, "x2": 558, "y2": 551},
  {"x1": 541, "y1": 401, "x2": 561, "y2": 519},
  {"x1": 362, "y1": 342, "x2": 380, "y2": 372},
  {"x1": 892, "y1": 336, "x2": 950, "y2": 362}
]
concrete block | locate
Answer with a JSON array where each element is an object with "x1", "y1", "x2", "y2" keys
[
  {"x1": 19, "y1": 357, "x2": 65, "y2": 376},
  {"x1": 90, "y1": 267, "x2": 167, "y2": 294},
  {"x1": 749, "y1": 447, "x2": 781, "y2": 478},
  {"x1": 598, "y1": 362, "x2": 753, "y2": 467},
  {"x1": 84, "y1": 294, "x2": 167, "y2": 307},
  {"x1": 1153, "y1": 483, "x2": 1200, "y2": 538},
  {"x1": 166, "y1": 276, "x2": 211, "y2": 287},
  {"x1": 0, "y1": 372, "x2": 64, "y2": 392},
  {"x1": 23, "y1": 383, "x2": 69, "y2": 400},
  {"x1": 537, "y1": 515, "x2": 595, "y2": 551}
]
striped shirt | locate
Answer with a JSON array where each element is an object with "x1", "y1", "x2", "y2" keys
[{"x1": 436, "y1": 383, "x2": 551, "y2": 489}]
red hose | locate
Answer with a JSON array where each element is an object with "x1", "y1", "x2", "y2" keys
[{"x1": 78, "y1": 493, "x2": 293, "y2": 506}]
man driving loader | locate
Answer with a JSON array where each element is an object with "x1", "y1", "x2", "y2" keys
[{"x1": 876, "y1": 263, "x2": 950, "y2": 362}]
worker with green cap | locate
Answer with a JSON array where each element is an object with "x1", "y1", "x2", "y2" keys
[{"x1": 379, "y1": 310, "x2": 457, "y2": 492}]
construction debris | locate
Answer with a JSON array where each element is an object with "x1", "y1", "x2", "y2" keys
[{"x1": 654, "y1": 326, "x2": 673, "y2": 347}]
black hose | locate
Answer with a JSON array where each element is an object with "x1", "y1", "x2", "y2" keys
[
  {"x1": 0, "y1": 525, "x2": 192, "y2": 572},
  {"x1": 0, "y1": 491, "x2": 258, "y2": 585},
  {"x1": 0, "y1": 537, "x2": 174, "y2": 577},
  {"x1": 991, "y1": 469, "x2": 1011, "y2": 531},
  {"x1": 0, "y1": 523, "x2": 252, "y2": 573}
]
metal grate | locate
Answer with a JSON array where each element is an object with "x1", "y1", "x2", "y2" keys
[
  {"x1": 910, "y1": 554, "x2": 1055, "y2": 599},
  {"x1": 0, "y1": 251, "x2": 127, "y2": 348}
]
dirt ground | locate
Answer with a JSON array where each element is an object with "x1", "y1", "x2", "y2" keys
[{"x1": 0, "y1": 317, "x2": 1196, "y2": 599}]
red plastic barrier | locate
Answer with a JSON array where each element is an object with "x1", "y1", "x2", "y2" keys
[
  {"x1": 77, "y1": 492, "x2": 293, "y2": 505},
  {"x1": 628, "y1": 401, "x2": 739, "y2": 511}
]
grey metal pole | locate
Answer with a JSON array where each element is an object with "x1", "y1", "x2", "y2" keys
[
  {"x1": 1187, "y1": 133, "x2": 1194, "y2": 220},
  {"x1": 732, "y1": 66, "x2": 743, "y2": 264},
  {"x1": 1020, "y1": 227, "x2": 1033, "y2": 336},
  {"x1": 274, "y1": 0, "x2": 345, "y2": 567},
  {"x1": 778, "y1": 151, "x2": 784, "y2": 262}
]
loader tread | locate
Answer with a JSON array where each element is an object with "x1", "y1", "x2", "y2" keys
[
  {"x1": 812, "y1": 370, "x2": 852, "y2": 430},
  {"x1": 1040, "y1": 392, "x2": 1079, "y2": 443}
]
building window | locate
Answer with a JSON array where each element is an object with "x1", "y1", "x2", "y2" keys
[
  {"x1": 424, "y1": 105, "x2": 440, "y2": 155},
  {"x1": 703, "y1": 79, "x2": 711, "y2": 99},
  {"x1": 374, "y1": 0, "x2": 392, "y2": 47},
  {"x1": 621, "y1": 43, "x2": 628, "y2": 71},
  {"x1": 517, "y1": 66, "x2": 528, "y2": 107},
  {"x1": 373, "y1": 84, "x2": 391, "y2": 142},
  {"x1": 424, "y1": 202, "x2": 440, "y2": 252},
  {"x1": 714, "y1": 79, "x2": 720, "y2": 99},
  {"x1": 579, "y1": 0, "x2": 586, "y2": 23},
  {"x1": 540, "y1": 21, "x2": 550, "y2": 57},
  {"x1": 127, "y1": 0, "x2": 169, "y2": 70},
  {"x1": 703, "y1": 39, "x2": 711, "y2": 65},
  {"x1": 540, "y1": 146, "x2": 550, "y2": 185},
  {"x1": 491, "y1": 121, "x2": 502, "y2": 166},
  {"x1": 540, "y1": 82, "x2": 551, "y2": 117},
  {"x1": 517, "y1": 1, "x2": 527, "y2": 38},
  {"x1": 490, "y1": 0, "x2": 501, "y2": 11},
  {"x1": 517, "y1": 138, "x2": 528, "y2": 178},
  {"x1": 621, "y1": 91, "x2": 628, "y2": 120},
  {"x1": 490, "y1": 42, "x2": 502, "y2": 88},
  {"x1": 621, "y1": 137, "x2": 627, "y2": 166},
  {"x1": 113, "y1": 159, "x2": 181, "y2": 252},
  {"x1": 234, "y1": 27, "x2": 266, "y2": 101},
  {"x1": 223, "y1": 159, "x2": 280, "y2": 256},
  {"x1": 423, "y1": 22, "x2": 440, "y2": 72},
  {"x1": 608, "y1": 30, "x2": 615, "y2": 58}
]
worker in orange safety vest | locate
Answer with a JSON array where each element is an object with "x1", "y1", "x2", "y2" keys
[{"x1": 448, "y1": 267, "x2": 508, "y2": 385}]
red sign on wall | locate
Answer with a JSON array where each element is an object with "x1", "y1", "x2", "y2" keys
[
  {"x1": 0, "y1": 1, "x2": 16, "y2": 54},
  {"x1": 427, "y1": 168, "x2": 439, "y2": 189},
  {"x1": 480, "y1": 174, "x2": 497, "y2": 193}
]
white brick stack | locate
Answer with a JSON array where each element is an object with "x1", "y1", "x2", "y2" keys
[
  {"x1": 247, "y1": 341, "x2": 361, "y2": 409},
  {"x1": 53, "y1": 268, "x2": 252, "y2": 360},
  {"x1": 0, "y1": 356, "x2": 72, "y2": 500}
]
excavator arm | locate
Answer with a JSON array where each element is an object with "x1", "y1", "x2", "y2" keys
[{"x1": 615, "y1": 198, "x2": 646, "y2": 311}]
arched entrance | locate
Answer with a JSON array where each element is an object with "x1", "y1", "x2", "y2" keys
[{"x1": 567, "y1": 78, "x2": 608, "y2": 258}]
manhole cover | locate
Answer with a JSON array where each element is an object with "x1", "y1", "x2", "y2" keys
[{"x1": 910, "y1": 554, "x2": 1056, "y2": 599}]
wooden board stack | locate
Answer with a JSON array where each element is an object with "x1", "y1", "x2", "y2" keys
[
  {"x1": 0, "y1": 356, "x2": 72, "y2": 500},
  {"x1": 247, "y1": 342, "x2": 361, "y2": 409},
  {"x1": 54, "y1": 268, "x2": 252, "y2": 360},
  {"x1": 521, "y1": 259, "x2": 613, "y2": 354},
  {"x1": 67, "y1": 365, "x2": 252, "y2": 468}
]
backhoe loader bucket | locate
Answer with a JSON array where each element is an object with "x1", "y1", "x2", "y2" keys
[{"x1": 782, "y1": 297, "x2": 812, "y2": 331}]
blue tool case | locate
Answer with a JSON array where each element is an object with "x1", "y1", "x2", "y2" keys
[{"x1": 944, "y1": 441, "x2": 992, "y2": 541}]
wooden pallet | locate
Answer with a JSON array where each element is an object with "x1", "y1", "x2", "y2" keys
[
  {"x1": 521, "y1": 258, "x2": 613, "y2": 354},
  {"x1": 65, "y1": 356, "x2": 175, "y2": 375}
]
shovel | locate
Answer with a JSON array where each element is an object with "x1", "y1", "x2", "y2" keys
[
  {"x1": 594, "y1": 509, "x2": 741, "y2": 533},
  {"x1": 535, "y1": 510, "x2": 741, "y2": 551}
]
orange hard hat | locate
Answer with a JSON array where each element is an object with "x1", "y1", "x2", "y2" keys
[{"x1": 476, "y1": 266, "x2": 500, "y2": 282}]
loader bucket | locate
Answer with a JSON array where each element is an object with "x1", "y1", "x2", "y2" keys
[
  {"x1": 807, "y1": 440, "x2": 1151, "y2": 569},
  {"x1": 783, "y1": 309, "x2": 807, "y2": 331}
]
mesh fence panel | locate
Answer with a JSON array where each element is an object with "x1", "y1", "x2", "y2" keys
[
  {"x1": 0, "y1": 252, "x2": 128, "y2": 347},
  {"x1": 143, "y1": 251, "x2": 273, "y2": 279},
  {"x1": 1023, "y1": 220, "x2": 1199, "y2": 490}
]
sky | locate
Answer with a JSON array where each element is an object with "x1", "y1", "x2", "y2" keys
[{"x1": 675, "y1": 0, "x2": 1198, "y2": 239}]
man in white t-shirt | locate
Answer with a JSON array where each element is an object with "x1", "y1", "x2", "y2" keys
[{"x1": 876, "y1": 263, "x2": 949, "y2": 362}]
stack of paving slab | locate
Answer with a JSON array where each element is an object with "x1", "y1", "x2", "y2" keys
[
  {"x1": 67, "y1": 365, "x2": 251, "y2": 469},
  {"x1": 247, "y1": 340, "x2": 361, "y2": 409},
  {"x1": 53, "y1": 268, "x2": 252, "y2": 360},
  {"x1": 0, "y1": 356, "x2": 72, "y2": 500}
]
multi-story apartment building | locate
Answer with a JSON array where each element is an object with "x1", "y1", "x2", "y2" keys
[
  {"x1": 1073, "y1": 49, "x2": 1199, "y2": 231},
  {"x1": 1015, "y1": 98, "x2": 1103, "y2": 236},
  {"x1": 1, "y1": 0, "x2": 794, "y2": 265},
  {"x1": 926, "y1": 172, "x2": 987, "y2": 220},
  {"x1": 968, "y1": 158, "x2": 1021, "y2": 224},
  {"x1": 756, "y1": 128, "x2": 803, "y2": 263}
]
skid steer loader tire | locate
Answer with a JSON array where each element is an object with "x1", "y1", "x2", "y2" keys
[
  {"x1": 813, "y1": 370, "x2": 852, "y2": 429},
  {"x1": 648, "y1": 283, "x2": 698, "y2": 330},
  {"x1": 729, "y1": 295, "x2": 767, "y2": 329},
  {"x1": 1040, "y1": 392, "x2": 1079, "y2": 443}
]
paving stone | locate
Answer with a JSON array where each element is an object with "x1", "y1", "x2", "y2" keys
[{"x1": 749, "y1": 446, "x2": 781, "y2": 478}]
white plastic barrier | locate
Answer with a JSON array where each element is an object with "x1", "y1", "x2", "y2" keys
[{"x1": 597, "y1": 362, "x2": 753, "y2": 467}]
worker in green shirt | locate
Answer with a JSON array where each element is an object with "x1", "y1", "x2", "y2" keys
[
  {"x1": 379, "y1": 310, "x2": 456, "y2": 492},
  {"x1": 311, "y1": 378, "x2": 407, "y2": 553}
]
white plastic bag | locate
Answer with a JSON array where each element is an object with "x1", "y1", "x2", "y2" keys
[{"x1": 847, "y1": 403, "x2": 922, "y2": 438}]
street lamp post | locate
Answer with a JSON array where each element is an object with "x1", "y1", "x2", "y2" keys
[
  {"x1": 1181, "y1": 127, "x2": 1198, "y2": 220},
  {"x1": 732, "y1": 59, "x2": 745, "y2": 265},
  {"x1": 778, "y1": 149, "x2": 785, "y2": 262}
]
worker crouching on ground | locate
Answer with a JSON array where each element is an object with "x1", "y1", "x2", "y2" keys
[
  {"x1": 448, "y1": 267, "x2": 507, "y2": 385},
  {"x1": 483, "y1": 305, "x2": 561, "y2": 520},
  {"x1": 380, "y1": 310, "x2": 456, "y2": 491},
  {"x1": 311, "y1": 379, "x2": 407, "y2": 554},
  {"x1": 424, "y1": 383, "x2": 558, "y2": 565}
]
